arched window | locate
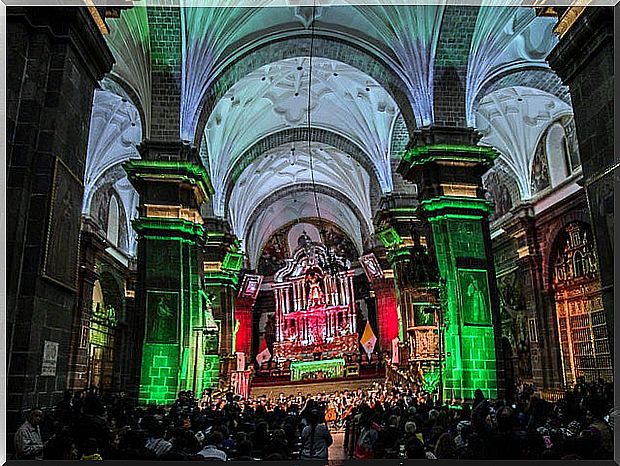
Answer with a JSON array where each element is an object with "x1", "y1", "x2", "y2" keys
[
  {"x1": 107, "y1": 196, "x2": 120, "y2": 247},
  {"x1": 531, "y1": 136, "x2": 551, "y2": 194},
  {"x1": 545, "y1": 122, "x2": 570, "y2": 186}
]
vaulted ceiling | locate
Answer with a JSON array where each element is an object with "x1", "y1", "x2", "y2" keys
[{"x1": 83, "y1": 5, "x2": 575, "y2": 264}]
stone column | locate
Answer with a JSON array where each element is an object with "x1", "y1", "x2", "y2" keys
[
  {"x1": 201, "y1": 217, "x2": 243, "y2": 389},
  {"x1": 497, "y1": 208, "x2": 564, "y2": 390},
  {"x1": 372, "y1": 278, "x2": 399, "y2": 353},
  {"x1": 398, "y1": 126, "x2": 503, "y2": 401},
  {"x1": 7, "y1": 6, "x2": 115, "y2": 436},
  {"x1": 545, "y1": 6, "x2": 615, "y2": 362},
  {"x1": 66, "y1": 219, "x2": 106, "y2": 391},
  {"x1": 125, "y1": 143, "x2": 212, "y2": 405}
]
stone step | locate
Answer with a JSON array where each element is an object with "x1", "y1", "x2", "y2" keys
[{"x1": 249, "y1": 377, "x2": 385, "y2": 398}]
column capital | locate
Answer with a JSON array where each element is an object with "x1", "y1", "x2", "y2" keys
[
  {"x1": 399, "y1": 126, "x2": 499, "y2": 202},
  {"x1": 124, "y1": 157, "x2": 214, "y2": 204},
  {"x1": 411, "y1": 125, "x2": 483, "y2": 147},
  {"x1": 8, "y1": 7, "x2": 115, "y2": 83},
  {"x1": 202, "y1": 220, "x2": 243, "y2": 288},
  {"x1": 136, "y1": 140, "x2": 199, "y2": 163}
]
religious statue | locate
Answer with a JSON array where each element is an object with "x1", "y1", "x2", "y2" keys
[
  {"x1": 203, "y1": 293, "x2": 218, "y2": 332},
  {"x1": 297, "y1": 231, "x2": 312, "y2": 248},
  {"x1": 306, "y1": 269, "x2": 324, "y2": 306},
  {"x1": 286, "y1": 325, "x2": 298, "y2": 342}
]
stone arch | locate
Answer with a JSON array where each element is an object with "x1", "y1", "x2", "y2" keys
[
  {"x1": 472, "y1": 67, "x2": 571, "y2": 119},
  {"x1": 192, "y1": 33, "x2": 417, "y2": 146},
  {"x1": 222, "y1": 127, "x2": 384, "y2": 216},
  {"x1": 107, "y1": 196, "x2": 121, "y2": 247},
  {"x1": 244, "y1": 183, "x2": 373, "y2": 260},
  {"x1": 86, "y1": 164, "x2": 126, "y2": 220},
  {"x1": 541, "y1": 212, "x2": 591, "y2": 293},
  {"x1": 98, "y1": 270, "x2": 125, "y2": 317},
  {"x1": 88, "y1": 166, "x2": 132, "y2": 253},
  {"x1": 102, "y1": 75, "x2": 149, "y2": 141}
]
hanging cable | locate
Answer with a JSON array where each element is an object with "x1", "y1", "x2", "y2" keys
[{"x1": 306, "y1": 0, "x2": 323, "y2": 229}]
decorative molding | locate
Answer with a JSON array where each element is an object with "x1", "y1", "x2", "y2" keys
[
  {"x1": 144, "y1": 204, "x2": 203, "y2": 225},
  {"x1": 85, "y1": 1, "x2": 110, "y2": 36},
  {"x1": 553, "y1": 6, "x2": 588, "y2": 39}
]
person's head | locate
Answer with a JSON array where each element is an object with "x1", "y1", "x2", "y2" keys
[
  {"x1": 149, "y1": 423, "x2": 167, "y2": 439},
  {"x1": 27, "y1": 408, "x2": 43, "y2": 426},
  {"x1": 496, "y1": 406, "x2": 515, "y2": 432},
  {"x1": 205, "y1": 431, "x2": 224, "y2": 448},
  {"x1": 171, "y1": 428, "x2": 199, "y2": 453},
  {"x1": 434, "y1": 433, "x2": 456, "y2": 459},
  {"x1": 404, "y1": 421, "x2": 417, "y2": 434},
  {"x1": 307, "y1": 408, "x2": 321, "y2": 426},
  {"x1": 457, "y1": 420, "x2": 472, "y2": 439},
  {"x1": 237, "y1": 440, "x2": 253, "y2": 457}
]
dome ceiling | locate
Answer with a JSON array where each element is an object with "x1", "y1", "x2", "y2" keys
[
  {"x1": 229, "y1": 141, "x2": 374, "y2": 252},
  {"x1": 83, "y1": 88, "x2": 142, "y2": 257},
  {"x1": 105, "y1": 5, "x2": 558, "y2": 140},
  {"x1": 205, "y1": 56, "x2": 397, "y2": 216},
  {"x1": 246, "y1": 190, "x2": 365, "y2": 268}
]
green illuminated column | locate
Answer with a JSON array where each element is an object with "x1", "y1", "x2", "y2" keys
[
  {"x1": 200, "y1": 220, "x2": 244, "y2": 392},
  {"x1": 398, "y1": 127, "x2": 503, "y2": 401},
  {"x1": 375, "y1": 202, "x2": 443, "y2": 388},
  {"x1": 125, "y1": 142, "x2": 213, "y2": 405}
]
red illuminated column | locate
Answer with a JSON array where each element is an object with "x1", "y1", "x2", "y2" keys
[
  {"x1": 235, "y1": 296, "x2": 255, "y2": 359},
  {"x1": 374, "y1": 278, "x2": 399, "y2": 352}
]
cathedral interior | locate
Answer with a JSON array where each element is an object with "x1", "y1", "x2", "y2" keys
[{"x1": 6, "y1": 2, "x2": 616, "y2": 451}]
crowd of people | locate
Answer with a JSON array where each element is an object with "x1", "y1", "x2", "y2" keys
[{"x1": 12, "y1": 376, "x2": 615, "y2": 461}]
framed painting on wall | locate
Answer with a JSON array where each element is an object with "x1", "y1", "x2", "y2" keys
[
  {"x1": 146, "y1": 291, "x2": 179, "y2": 344},
  {"x1": 458, "y1": 269, "x2": 492, "y2": 326},
  {"x1": 43, "y1": 158, "x2": 83, "y2": 291}
]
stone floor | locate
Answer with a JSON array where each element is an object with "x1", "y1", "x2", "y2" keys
[{"x1": 329, "y1": 430, "x2": 347, "y2": 464}]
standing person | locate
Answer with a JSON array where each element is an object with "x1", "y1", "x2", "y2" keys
[
  {"x1": 14, "y1": 408, "x2": 45, "y2": 459},
  {"x1": 301, "y1": 408, "x2": 333, "y2": 460},
  {"x1": 353, "y1": 416, "x2": 379, "y2": 460}
]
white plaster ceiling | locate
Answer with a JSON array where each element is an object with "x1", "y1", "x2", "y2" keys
[
  {"x1": 229, "y1": 141, "x2": 373, "y2": 247},
  {"x1": 476, "y1": 86, "x2": 572, "y2": 200},
  {"x1": 105, "y1": 7, "x2": 151, "y2": 138},
  {"x1": 83, "y1": 88, "x2": 142, "y2": 255},
  {"x1": 205, "y1": 56, "x2": 398, "y2": 216},
  {"x1": 106, "y1": 5, "x2": 557, "y2": 138},
  {"x1": 467, "y1": 6, "x2": 558, "y2": 124},
  {"x1": 246, "y1": 191, "x2": 364, "y2": 268},
  {"x1": 113, "y1": 176, "x2": 140, "y2": 255}
]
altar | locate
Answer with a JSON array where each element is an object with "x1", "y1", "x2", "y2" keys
[
  {"x1": 290, "y1": 358, "x2": 345, "y2": 381},
  {"x1": 270, "y1": 233, "x2": 359, "y2": 364}
]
